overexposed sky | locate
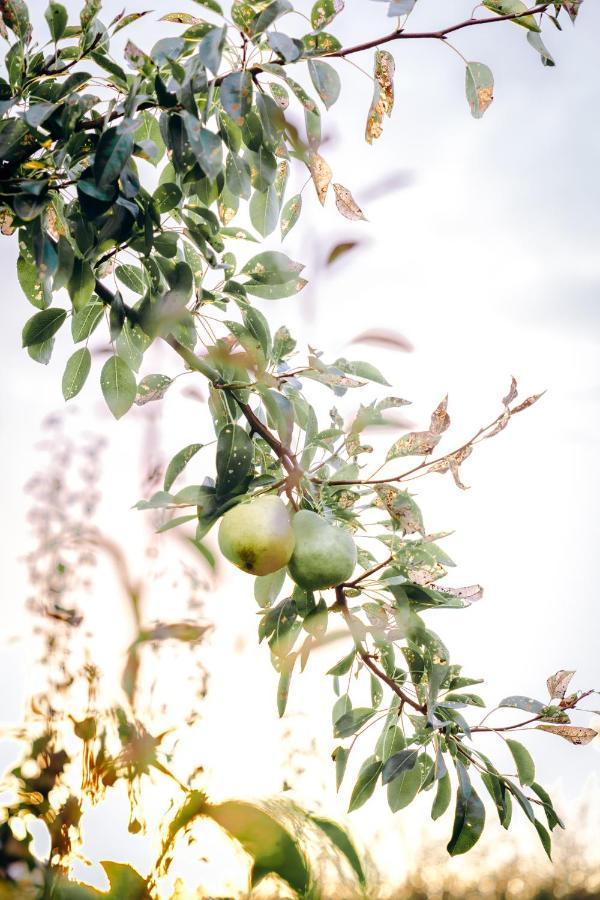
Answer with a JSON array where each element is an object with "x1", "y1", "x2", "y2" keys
[{"x1": 1, "y1": 0, "x2": 599, "y2": 893}]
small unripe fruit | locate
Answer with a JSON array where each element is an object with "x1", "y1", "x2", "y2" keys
[
  {"x1": 288, "y1": 510, "x2": 357, "y2": 590},
  {"x1": 218, "y1": 495, "x2": 295, "y2": 576}
]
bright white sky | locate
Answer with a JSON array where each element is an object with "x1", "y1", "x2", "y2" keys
[{"x1": 1, "y1": 0, "x2": 599, "y2": 895}]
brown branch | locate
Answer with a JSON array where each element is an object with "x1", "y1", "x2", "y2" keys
[
  {"x1": 335, "y1": 585, "x2": 425, "y2": 713},
  {"x1": 326, "y1": 4, "x2": 551, "y2": 58},
  {"x1": 342, "y1": 554, "x2": 393, "y2": 588}
]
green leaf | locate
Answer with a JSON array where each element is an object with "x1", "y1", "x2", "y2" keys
[
  {"x1": 164, "y1": 443, "x2": 204, "y2": 492},
  {"x1": 62, "y1": 347, "x2": 91, "y2": 400},
  {"x1": 327, "y1": 648, "x2": 356, "y2": 676},
  {"x1": 530, "y1": 782, "x2": 564, "y2": 831},
  {"x1": 333, "y1": 746, "x2": 349, "y2": 791},
  {"x1": 311, "y1": 0, "x2": 344, "y2": 30},
  {"x1": 45, "y1": 2, "x2": 68, "y2": 42},
  {"x1": 482, "y1": 0, "x2": 541, "y2": 30},
  {"x1": 182, "y1": 112, "x2": 223, "y2": 180},
  {"x1": 198, "y1": 24, "x2": 226, "y2": 74},
  {"x1": 333, "y1": 707, "x2": 375, "y2": 738},
  {"x1": 375, "y1": 724, "x2": 405, "y2": 762},
  {"x1": 527, "y1": 30, "x2": 555, "y2": 66},
  {"x1": 250, "y1": 186, "x2": 280, "y2": 237},
  {"x1": 206, "y1": 800, "x2": 309, "y2": 894},
  {"x1": 18, "y1": 252, "x2": 50, "y2": 309},
  {"x1": 254, "y1": 568, "x2": 286, "y2": 608},
  {"x1": 68, "y1": 258, "x2": 95, "y2": 311},
  {"x1": 22, "y1": 308, "x2": 66, "y2": 347},
  {"x1": 335, "y1": 358, "x2": 390, "y2": 386},
  {"x1": 116, "y1": 265, "x2": 147, "y2": 295},
  {"x1": 28, "y1": 338, "x2": 54, "y2": 366},
  {"x1": 499, "y1": 695, "x2": 545, "y2": 713},
  {"x1": 191, "y1": 0, "x2": 223, "y2": 12},
  {"x1": 447, "y1": 761, "x2": 486, "y2": 856},
  {"x1": 309, "y1": 816, "x2": 366, "y2": 888},
  {"x1": 506, "y1": 739, "x2": 535, "y2": 787},
  {"x1": 382, "y1": 749, "x2": 418, "y2": 785},
  {"x1": 465, "y1": 62, "x2": 494, "y2": 119},
  {"x1": 432, "y1": 772, "x2": 452, "y2": 820},
  {"x1": 100, "y1": 355, "x2": 136, "y2": 419},
  {"x1": 387, "y1": 755, "x2": 422, "y2": 812},
  {"x1": 135, "y1": 374, "x2": 173, "y2": 405},
  {"x1": 215, "y1": 423, "x2": 253, "y2": 497},
  {"x1": 71, "y1": 300, "x2": 104, "y2": 342},
  {"x1": 277, "y1": 655, "x2": 295, "y2": 717},
  {"x1": 94, "y1": 126, "x2": 135, "y2": 190},
  {"x1": 135, "y1": 111, "x2": 165, "y2": 165},
  {"x1": 308, "y1": 59, "x2": 341, "y2": 109},
  {"x1": 220, "y1": 71, "x2": 253, "y2": 126},
  {"x1": 302, "y1": 31, "x2": 341, "y2": 56},
  {"x1": 348, "y1": 756, "x2": 383, "y2": 812},
  {"x1": 534, "y1": 818, "x2": 552, "y2": 860},
  {"x1": 280, "y1": 194, "x2": 301, "y2": 240}
]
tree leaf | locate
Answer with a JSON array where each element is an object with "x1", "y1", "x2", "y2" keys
[
  {"x1": 22, "y1": 307, "x2": 66, "y2": 347},
  {"x1": 45, "y1": 2, "x2": 68, "y2": 42},
  {"x1": 348, "y1": 756, "x2": 383, "y2": 811},
  {"x1": 281, "y1": 194, "x2": 302, "y2": 239},
  {"x1": 506, "y1": 739, "x2": 535, "y2": 787},
  {"x1": 546, "y1": 669, "x2": 575, "y2": 700},
  {"x1": 71, "y1": 300, "x2": 103, "y2": 342},
  {"x1": 447, "y1": 761, "x2": 485, "y2": 856},
  {"x1": 327, "y1": 648, "x2": 356, "y2": 676},
  {"x1": 311, "y1": 0, "x2": 344, "y2": 30},
  {"x1": 250, "y1": 186, "x2": 279, "y2": 237},
  {"x1": 482, "y1": 0, "x2": 541, "y2": 31},
  {"x1": 62, "y1": 347, "x2": 91, "y2": 400},
  {"x1": 100, "y1": 355, "x2": 136, "y2": 419},
  {"x1": 254, "y1": 567, "x2": 286, "y2": 608},
  {"x1": 206, "y1": 800, "x2": 310, "y2": 893},
  {"x1": 308, "y1": 151, "x2": 332, "y2": 205},
  {"x1": 387, "y1": 755, "x2": 422, "y2": 812},
  {"x1": 499, "y1": 695, "x2": 545, "y2": 713},
  {"x1": 366, "y1": 49, "x2": 395, "y2": 144},
  {"x1": 68, "y1": 258, "x2": 95, "y2": 310},
  {"x1": 386, "y1": 430, "x2": 440, "y2": 462},
  {"x1": 431, "y1": 772, "x2": 452, "y2": 820},
  {"x1": 164, "y1": 443, "x2": 204, "y2": 492},
  {"x1": 215, "y1": 423, "x2": 253, "y2": 497},
  {"x1": 333, "y1": 745, "x2": 349, "y2": 791},
  {"x1": 465, "y1": 62, "x2": 494, "y2": 119},
  {"x1": 309, "y1": 815, "x2": 365, "y2": 888},
  {"x1": 182, "y1": 112, "x2": 223, "y2": 180},
  {"x1": 94, "y1": 126, "x2": 135, "y2": 190},
  {"x1": 382, "y1": 748, "x2": 418, "y2": 785},
  {"x1": 536, "y1": 724, "x2": 597, "y2": 745},
  {"x1": 220, "y1": 71, "x2": 253, "y2": 126},
  {"x1": 333, "y1": 183, "x2": 366, "y2": 221},
  {"x1": 308, "y1": 59, "x2": 341, "y2": 108},
  {"x1": 333, "y1": 707, "x2": 375, "y2": 738},
  {"x1": 135, "y1": 374, "x2": 173, "y2": 405}
]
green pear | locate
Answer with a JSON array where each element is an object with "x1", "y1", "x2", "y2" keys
[
  {"x1": 218, "y1": 495, "x2": 295, "y2": 576},
  {"x1": 288, "y1": 510, "x2": 357, "y2": 590}
]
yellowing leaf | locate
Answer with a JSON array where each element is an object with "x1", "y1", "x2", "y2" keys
[
  {"x1": 333, "y1": 183, "x2": 366, "y2": 221},
  {"x1": 308, "y1": 151, "x2": 332, "y2": 205},
  {"x1": 482, "y1": 0, "x2": 541, "y2": 31},
  {"x1": 465, "y1": 62, "x2": 494, "y2": 119},
  {"x1": 160, "y1": 13, "x2": 202, "y2": 24},
  {"x1": 430, "y1": 395, "x2": 450, "y2": 435},
  {"x1": 536, "y1": 725, "x2": 597, "y2": 745},
  {"x1": 386, "y1": 430, "x2": 440, "y2": 462},
  {"x1": 366, "y1": 49, "x2": 395, "y2": 144}
]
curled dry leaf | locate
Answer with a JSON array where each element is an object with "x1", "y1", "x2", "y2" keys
[
  {"x1": 333, "y1": 183, "x2": 366, "y2": 221},
  {"x1": 511, "y1": 392, "x2": 545, "y2": 414},
  {"x1": 386, "y1": 430, "x2": 440, "y2": 462},
  {"x1": 503, "y1": 376, "x2": 518, "y2": 407},
  {"x1": 308, "y1": 151, "x2": 332, "y2": 205},
  {"x1": 547, "y1": 670, "x2": 576, "y2": 700},
  {"x1": 429, "y1": 445, "x2": 473, "y2": 490},
  {"x1": 484, "y1": 408, "x2": 511, "y2": 440},
  {"x1": 536, "y1": 725, "x2": 597, "y2": 746},
  {"x1": 430, "y1": 396, "x2": 450, "y2": 435},
  {"x1": 442, "y1": 584, "x2": 484, "y2": 604},
  {"x1": 326, "y1": 240, "x2": 360, "y2": 266},
  {"x1": 349, "y1": 329, "x2": 414, "y2": 352},
  {"x1": 366, "y1": 49, "x2": 395, "y2": 144}
]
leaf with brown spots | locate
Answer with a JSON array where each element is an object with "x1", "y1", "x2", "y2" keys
[
  {"x1": 366, "y1": 50, "x2": 395, "y2": 144},
  {"x1": 536, "y1": 725, "x2": 597, "y2": 745},
  {"x1": 546, "y1": 670, "x2": 576, "y2": 700},
  {"x1": 429, "y1": 445, "x2": 473, "y2": 490},
  {"x1": 502, "y1": 376, "x2": 518, "y2": 407},
  {"x1": 333, "y1": 183, "x2": 367, "y2": 221},
  {"x1": 430, "y1": 396, "x2": 450, "y2": 435},
  {"x1": 308, "y1": 151, "x2": 332, "y2": 205},
  {"x1": 160, "y1": 13, "x2": 202, "y2": 24},
  {"x1": 386, "y1": 430, "x2": 440, "y2": 462},
  {"x1": 465, "y1": 62, "x2": 494, "y2": 119}
]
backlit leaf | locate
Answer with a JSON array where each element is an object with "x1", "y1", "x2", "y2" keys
[
  {"x1": 366, "y1": 50, "x2": 395, "y2": 144},
  {"x1": 62, "y1": 347, "x2": 91, "y2": 400},
  {"x1": 465, "y1": 62, "x2": 494, "y2": 119},
  {"x1": 333, "y1": 183, "x2": 366, "y2": 221},
  {"x1": 100, "y1": 355, "x2": 136, "y2": 419}
]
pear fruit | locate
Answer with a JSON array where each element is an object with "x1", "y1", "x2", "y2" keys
[
  {"x1": 218, "y1": 495, "x2": 295, "y2": 576},
  {"x1": 288, "y1": 510, "x2": 357, "y2": 590}
]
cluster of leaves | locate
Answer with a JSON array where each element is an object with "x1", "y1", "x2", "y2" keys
[{"x1": 0, "y1": 0, "x2": 596, "y2": 889}]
